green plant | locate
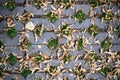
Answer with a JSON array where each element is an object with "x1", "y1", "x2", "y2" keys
[
  {"x1": 73, "y1": 10, "x2": 87, "y2": 22},
  {"x1": 21, "y1": 68, "x2": 31, "y2": 78},
  {"x1": 35, "y1": 77, "x2": 41, "y2": 80},
  {"x1": 34, "y1": 24, "x2": 42, "y2": 37},
  {"x1": 47, "y1": 39, "x2": 58, "y2": 50},
  {"x1": 35, "y1": 54, "x2": 42, "y2": 62},
  {"x1": 46, "y1": 12, "x2": 57, "y2": 23},
  {"x1": 6, "y1": 28, "x2": 17, "y2": 39},
  {"x1": 5, "y1": 0, "x2": 16, "y2": 11},
  {"x1": 88, "y1": 24, "x2": 100, "y2": 36},
  {"x1": 76, "y1": 38, "x2": 84, "y2": 50},
  {"x1": 74, "y1": 66, "x2": 83, "y2": 76},
  {"x1": 60, "y1": 0, "x2": 70, "y2": 9},
  {"x1": 61, "y1": 0, "x2": 69, "y2": 3},
  {"x1": 64, "y1": 54, "x2": 71, "y2": 63},
  {"x1": 20, "y1": 38, "x2": 31, "y2": 49},
  {"x1": 115, "y1": 25, "x2": 120, "y2": 37},
  {"x1": 0, "y1": 69, "x2": 3, "y2": 77},
  {"x1": 89, "y1": 0, "x2": 99, "y2": 7},
  {"x1": 7, "y1": 53, "x2": 17, "y2": 65},
  {"x1": 100, "y1": 11, "x2": 114, "y2": 22},
  {"x1": 89, "y1": 53, "x2": 99, "y2": 61},
  {"x1": 61, "y1": 25, "x2": 71, "y2": 35},
  {"x1": 101, "y1": 66, "x2": 111, "y2": 75},
  {"x1": 101, "y1": 38, "x2": 112, "y2": 51},
  {"x1": 32, "y1": 0, "x2": 45, "y2": 9},
  {"x1": 117, "y1": 0, "x2": 120, "y2": 7},
  {"x1": 50, "y1": 66, "x2": 56, "y2": 73}
]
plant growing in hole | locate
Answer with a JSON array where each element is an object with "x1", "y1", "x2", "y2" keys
[
  {"x1": 72, "y1": 10, "x2": 87, "y2": 22},
  {"x1": 7, "y1": 53, "x2": 17, "y2": 65},
  {"x1": 88, "y1": 24, "x2": 100, "y2": 36},
  {"x1": 0, "y1": 69, "x2": 4, "y2": 77},
  {"x1": 21, "y1": 68, "x2": 31, "y2": 78},
  {"x1": 47, "y1": 38, "x2": 58, "y2": 50},
  {"x1": 35, "y1": 54, "x2": 42, "y2": 62},
  {"x1": 100, "y1": 8, "x2": 114, "y2": 22},
  {"x1": 35, "y1": 77, "x2": 42, "y2": 80},
  {"x1": 117, "y1": 0, "x2": 120, "y2": 7},
  {"x1": 49, "y1": 66, "x2": 57, "y2": 73},
  {"x1": 89, "y1": 0, "x2": 99, "y2": 7},
  {"x1": 6, "y1": 28, "x2": 17, "y2": 39},
  {"x1": 101, "y1": 38, "x2": 112, "y2": 51},
  {"x1": 101, "y1": 65, "x2": 111, "y2": 76},
  {"x1": 34, "y1": 24, "x2": 42, "y2": 37},
  {"x1": 4, "y1": 0, "x2": 16, "y2": 11},
  {"x1": 115, "y1": 25, "x2": 120, "y2": 39},
  {"x1": 73, "y1": 65, "x2": 84, "y2": 76},
  {"x1": 60, "y1": 0, "x2": 71, "y2": 9},
  {"x1": 17, "y1": 11, "x2": 33, "y2": 24},
  {"x1": 76, "y1": 38, "x2": 84, "y2": 50},
  {"x1": 19, "y1": 38, "x2": 31, "y2": 49},
  {"x1": 63, "y1": 54, "x2": 72, "y2": 63},
  {"x1": 46, "y1": 12, "x2": 58, "y2": 23},
  {"x1": 61, "y1": 25, "x2": 71, "y2": 35},
  {"x1": 32, "y1": 0, "x2": 45, "y2": 9},
  {"x1": 89, "y1": 52, "x2": 99, "y2": 61}
]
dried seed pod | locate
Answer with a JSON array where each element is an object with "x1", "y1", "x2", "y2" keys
[
  {"x1": 0, "y1": 40, "x2": 5, "y2": 53},
  {"x1": 6, "y1": 17, "x2": 16, "y2": 28}
]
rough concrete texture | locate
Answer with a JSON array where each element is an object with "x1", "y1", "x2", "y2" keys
[{"x1": 0, "y1": 0, "x2": 120, "y2": 80}]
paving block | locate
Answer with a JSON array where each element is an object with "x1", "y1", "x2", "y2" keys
[
  {"x1": 14, "y1": 0, "x2": 24, "y2": 3},
  {"x1": 48, "y1": 60, "x2": 60, "y2": 66},
  {"x1": 110, "y1": 45, "x2": 120, "y2": 52},
  {"x1": 0, "y1": 34, "x2": 19, "y2": 45},
  {"x1": 71, "y1": 19, "x2": 91, "y2": 29},
  {"x1": 28, "y1": 45, "x2": 40, "y2": 55},
  {"x1": 94, "y1": 18, "x2": 108, "y2": 29},
  {"x1": 109, "y1": 20, "x2": 120, "y2": 28},
  {"x1": 0, "y1": 5, "x2": 11, "y2": 16},
  {"x1": 61, "y1": 72, "x2": 75, "y2": 80},
  {"x1": 111, "y1": 33, "x2": 120, "y2": 44},
  {"x1": 5, "y1": 46, "x2": 25, "y2": 57},
  {"x1": 86, "y1": 73, "x2": 105, "y2": 80},
  {"x1": 0, "y1": 20, "x2": 7, "y2": 32},
  {"x1": 4, "y1": 74, "x2": 25, "y2": 80},
  {"x1": 24, "y1": 4, "x2": 37, "y2": 14},
  {"x1": 95, "y1": 32, "x2": 108, "y2": 42},
  {"x1": 59, "y1": 37, "x2": 67, "y2": 45},
  {"x1": 62, "y1": 8, "x2": 75, "y2": 16},
  {"x1": 35, "y1": 73, "x2": 46, "y2": 79},
  {"x1": 42, "y1": 18, "x2": 53, "y2": 30},
  {"x1": 64, "y1": 18, "x2": 76, "y2": 25},
  {"x1": 74, "y1": 4, "x2": 90, "y2": 15},
  {"x1": 53, "y1": 18, "x2": 63, "y2": 29},
  {"x1": 30, "y1": 18, "x2": 43, "y2": 26},
  {"x1": 0, "y1": 0, "x2": 7, "y2": 3},
  {"x1": 14, "y1": 20, "x2": 24, "y2": 31},
  {"x1": 69, "y1": 50, "x2": 85, "y2": 56},
  {"x1": 35, "y1": 9, "x2": 45, "y2": 15},
  {"x1": 12, "y1": 6, "x2": 24, "y2": 16}
]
